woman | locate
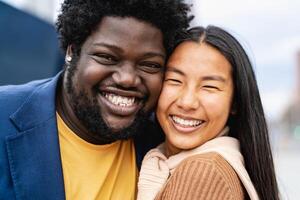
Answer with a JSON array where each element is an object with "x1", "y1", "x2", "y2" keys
[{"x1": 137, "y1": 26, "x2": 279, "y2": 200}]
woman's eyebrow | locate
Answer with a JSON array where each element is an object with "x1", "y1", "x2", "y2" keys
[
  {"x1": 202, "y1": 75, "x2": 226, "y2": 82},
  {"x1": 166, "y1": 67, "x2": 185, "y2": 76}
]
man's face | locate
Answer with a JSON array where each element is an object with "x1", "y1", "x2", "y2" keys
[{"x1": 64, "y1": 16, "x2": 165, "y2": 143}]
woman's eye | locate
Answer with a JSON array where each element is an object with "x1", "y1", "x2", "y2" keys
[
  {"x1": 203, "y1": 85, "x2": 219, "y2": 90},
  {"x1": 139, "y1": 62, "x2": 163, "y2": 73},
  {"x1": 165, "y1": 78, "x2": 182, "y2": 84}
]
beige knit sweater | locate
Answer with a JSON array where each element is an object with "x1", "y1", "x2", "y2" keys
[
  {"x1": 137, "y1": 128, "x2": 259, "y2": 200},
  {"x1": 155, "y1": 152, "x2": 244, "y2": 200}
]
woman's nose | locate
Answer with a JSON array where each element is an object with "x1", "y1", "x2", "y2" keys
[{"x1": 176, "y1": 87, "x2": 199, "y2": 111}]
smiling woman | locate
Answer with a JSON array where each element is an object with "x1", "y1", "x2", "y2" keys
[
  {"x1": 137, "y1": 26, "x2": 279, "y2": 200},
  {"x1": 157, "y1": 41, "x2": 234, "y2": 156}
]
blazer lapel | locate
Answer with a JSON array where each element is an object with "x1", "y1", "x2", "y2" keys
[{"x1": 5, "y1": 73, "x2": 65, "y2": 200}]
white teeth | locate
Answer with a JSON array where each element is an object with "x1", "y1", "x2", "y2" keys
[
  {"x1": 104, "y1": 93, "x2": 135, "y2": 107},
  {"x1": 172, "y1": 115, "x2": 202, "y2": 127}
]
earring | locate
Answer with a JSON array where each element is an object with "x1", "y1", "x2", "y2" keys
[{"x1": 65, "y1": 55, "x2": 72, "y2": 62}]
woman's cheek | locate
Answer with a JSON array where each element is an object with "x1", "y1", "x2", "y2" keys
[
  {"x1": 158, "y1": 85, "x2": 180, "y2": 106},
  {"x1": 201, "y1": 93, "x2": 232, "y2": 117}
]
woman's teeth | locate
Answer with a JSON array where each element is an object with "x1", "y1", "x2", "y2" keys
[
  {"x1": 171, "y1": 115, "x2": 202, "y2": 127},
  {"x1": 104, "y1": 93, "x2": 135, "y2": 107}
]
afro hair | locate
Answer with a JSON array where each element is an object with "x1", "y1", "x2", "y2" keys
[{"x1": 56, "y1": 0, "x2": 193, "y2": 56}]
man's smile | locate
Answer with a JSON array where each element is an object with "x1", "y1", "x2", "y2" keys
[
  {"x1": 98, "y1": 87, "x2": 144, "y2": 116},
  {"x1": 62, "y1": 16, "x2": 165, "y2": 141},
  {"x1": 104, "y1": 93, "x2": 135, "y2": 107}
]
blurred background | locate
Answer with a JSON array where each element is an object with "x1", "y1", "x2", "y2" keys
[{"x1": 0, "y1": 0, "x2": 299, "y2": 199}]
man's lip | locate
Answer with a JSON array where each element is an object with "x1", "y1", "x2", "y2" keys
[
  {"x1": 99, "y1": 86, "x2": 144, "y2": 99},
  {"x1": 98, "y1": 93, "x2": 143, "y2": 116}
]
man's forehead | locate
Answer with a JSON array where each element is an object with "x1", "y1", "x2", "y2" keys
[
  {"x1": 83, "y1": 16, "x2": 165, "y2": 56},
  {"x1": 96, "y1": 16, "x2": 162, "y2": 40}
]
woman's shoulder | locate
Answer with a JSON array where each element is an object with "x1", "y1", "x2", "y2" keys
[
  {"x1": 156, "y1": 152, "x2": 245, "y2": 200},
  {"x1": 176, "y1": 152, "x2": 239, "y2": 175}
]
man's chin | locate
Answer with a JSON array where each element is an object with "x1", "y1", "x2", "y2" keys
[
  {"x1": 103, "y1": 111, "x2": 150, "y2": 141},
  {"x1": 71, "y1": 93, "x2": 150, "y2": 143},
  {"x1": 105, "y1": 118, "x2": 136, "y2": 133}
]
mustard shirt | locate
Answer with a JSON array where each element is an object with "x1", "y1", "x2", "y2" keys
[{"x1": 56, "y1": 113, "x2": 137, "y2": 200}]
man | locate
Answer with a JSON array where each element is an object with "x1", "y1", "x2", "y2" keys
[{"x1": 0, "y1": 0, "x2": 191, "y2": 199}]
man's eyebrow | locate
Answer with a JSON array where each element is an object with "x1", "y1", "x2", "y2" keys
[
  {"x1": 142, "y1": 52, "x2": 166, "y2": 60},
  {"x1": 165, "y1": 67, "x2": 185, "y2": 76},
  {"x1": 92, "y1": 42, "x2": 123, "y2": 53},
  {"x1": 93, "y1": 42, "x2": 165, "y2": 59}
]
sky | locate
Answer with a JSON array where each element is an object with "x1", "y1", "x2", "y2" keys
[
  {"x1": 190, "y1": 0, "x2": 300, "y2": 121},
  {"x1": 2, "y1": 0, "x2": 300, "y2": 121}
]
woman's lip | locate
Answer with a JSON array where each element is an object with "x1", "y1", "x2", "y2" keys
[
  {"x1": 98, "y1": 93, "x2": 142, "y2": 116},
  {"x1": 170, "y1": 114, "x2": 201, "y2": 121},
  {"x1": 169, "y1": 116, "x2": 203, "y2": 133}
]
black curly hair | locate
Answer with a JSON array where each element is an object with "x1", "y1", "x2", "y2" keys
[{"x1": 56, "y1": 0, "x2": 192, "y2": 57}]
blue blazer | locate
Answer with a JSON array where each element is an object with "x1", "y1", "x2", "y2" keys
[{"x1": 0, "y1": 73, "x2": 164, "y2": 200}]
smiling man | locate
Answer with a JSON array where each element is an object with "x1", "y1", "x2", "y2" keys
[
  {"x1": 0, "y1": 0, "x2": 191, "y2": 199},
  {"x1": 58, "y1": 16, "x2": 166, "y2": 144}
]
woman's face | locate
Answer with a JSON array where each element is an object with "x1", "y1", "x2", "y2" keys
[{"x1": 156, "y1": 41, "x2": 234, "y2": 156}]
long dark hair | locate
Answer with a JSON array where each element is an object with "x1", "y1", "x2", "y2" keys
[{"x1": 179, "y1": 26, "x2": 279, "y2": 200}]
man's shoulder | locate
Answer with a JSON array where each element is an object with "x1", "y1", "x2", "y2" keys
[
  {"x1": 0, "y1": 78, "x2": 51, "y2": 105},
  {"x1": 0, "y1": 75, "x2": 60, "y2": 138},
  {"x1": 0, "y1": 78, "x2": 52, "y2": 96},
  {"x1": 0, "y1": 77, "x2": 57, "y2": 119}
]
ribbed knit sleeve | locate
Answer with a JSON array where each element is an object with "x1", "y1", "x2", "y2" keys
[{"x1": 155, "y1": 152, "x2": 245, "y2": 200}]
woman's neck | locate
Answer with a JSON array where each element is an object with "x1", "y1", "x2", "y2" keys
[{"x1": 165, "y1": 141, "x2": 181, "y2": 158}]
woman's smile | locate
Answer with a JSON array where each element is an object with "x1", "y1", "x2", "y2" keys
[
  {"x1": 169, "y1": 115, "x2": 204, "y2": 133},
  {"x1": 156, "y1": 41, "x2": 234, "y2": 155}
]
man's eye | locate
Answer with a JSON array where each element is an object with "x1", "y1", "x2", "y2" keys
[
  {"x1": 139, "y1": 62, "x2": 163, "y2": 73},
  {"x1": 93, "y1": 54, "x2": 118, "y2": 65}
]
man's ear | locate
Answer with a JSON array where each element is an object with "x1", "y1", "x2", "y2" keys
[
  {"x1": 66, "y1": 45, "x2": 73, "y2": 56},
  {"x1": 65, "y1": 45, "x2": 73, "y2": 64}
]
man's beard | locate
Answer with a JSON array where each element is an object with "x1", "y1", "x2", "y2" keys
[{"x1": 65, "y1": 66, "x2": 151, "y2": 144}]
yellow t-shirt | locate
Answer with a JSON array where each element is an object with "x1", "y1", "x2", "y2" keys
[{"x1": 56, "y1": 113, "x2": 137, "y2": 200}]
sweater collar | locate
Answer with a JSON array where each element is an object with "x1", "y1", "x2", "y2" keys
[{"x1": 144, "y1": 126, "x2": 259, "y2": 200}]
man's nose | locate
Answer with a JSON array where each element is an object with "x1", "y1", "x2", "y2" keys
[{"x1": 112, "y1": 62, "x2": 141, "y2": 88}]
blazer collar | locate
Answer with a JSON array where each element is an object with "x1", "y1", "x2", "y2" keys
[
  {"x1": 10, "y1": 72, "x2": 62, "y2": 132},
  {"x1": 6, "y1": 72, "x2": 66, "y2": 199}
]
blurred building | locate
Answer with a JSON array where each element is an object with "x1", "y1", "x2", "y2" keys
[
  {"x1": 280, "y1": 51, "x2": 300, "y2": 140},
  {"x1": 0, "y1": 1, "x2": 63, "y2": 85},
  {"x1": 0, "y1": 0, "x2": 62, "y2": 23}
]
